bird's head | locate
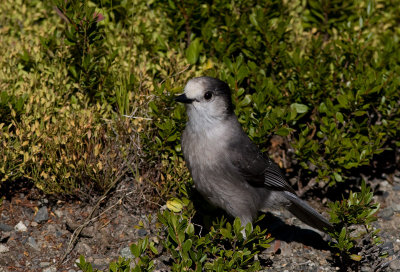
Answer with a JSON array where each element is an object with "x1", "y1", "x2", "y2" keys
[{"x1": 175, "y1": 77, "x2": 234, "y2": 124}]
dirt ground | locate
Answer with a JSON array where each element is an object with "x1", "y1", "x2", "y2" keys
[{"x1": 0, "y1": 171, "x2": 400, "y2": 272}]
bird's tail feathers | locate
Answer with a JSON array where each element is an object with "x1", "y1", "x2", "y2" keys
[{"x1": 283, "y1": 191, "x2": 333, "y2": 233}]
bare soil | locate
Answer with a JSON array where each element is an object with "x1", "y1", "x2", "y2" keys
[{"x1": 1, "y1": 173, "x2": 400, "y2": 272}]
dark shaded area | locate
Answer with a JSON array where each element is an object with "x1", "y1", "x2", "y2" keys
[
  {"x1": 190, "y1": 188, "x2": 330, "y2": 251},
  {"x1": 0, "y1": 179, "x2": 34, "y2": 201},
  {"x1": 257, "y1": 212, "x2": 331, "y2": 251}
]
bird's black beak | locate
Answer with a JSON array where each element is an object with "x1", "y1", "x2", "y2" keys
[{"x1": 174, "y1": 94, "x2": 194, "y2": 104}]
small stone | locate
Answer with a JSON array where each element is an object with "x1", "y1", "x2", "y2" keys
[
  {"x1": 34, "y1": 206, "x2": 49, "y2": 223},
  {"x1": 120, "y1": 247, "x2": 135, "y2": 260},
  {"x1": 0, "y1": 223, "x2": 13, "y2": 232},
  {"x1": 76, "y1": 242, "x2": 92, "y2": 256},
  {"x1": 42, "y1": 266, "x2": 57, "y2": 272},
  {"x1": 92, "y1": 258, "x2": 109, "y2": 270},
  {"x1": 26, "y1": 237, "x2": 39, "y2": 251},
  {"x1": 15, "y1": 221, "x2": 27, "y2": 232},
  {"x1": 393, "y1": 204, "x2": 400, "y2": 212},
  {"x1": 0, "y1": 231, "x2": 11, "y2": 243},
  {"x1": 54, "y1": 209, "x2": 63, "y2": 218},
  {"x1": 0, "y1": 244, "x2": 10, "y2": 253},
  {"x1": 46, "y1": 224, "x2": 56, "y2": 233},
  {"x1": 31, "y1": 222, "x2": 38, "y2": 227},
  {"x1": 390, "y1": 257, "x2": 400, "y2": 270},
  {"x1": 393, "y1": 185, "x2": 400, "y2": 191},
  {"x1": 39, "y1": 262, "x2": 51, "y2": 268},
  {"x1": 380, "y1": 180, "x2": 389, "y2": 187},
  {"x1": 381, "y1": 242, "x2": 394, "y2": 255},
  {"x1": 361, "y1": 266, "x2": 370, "y2": 272},
  {"x1": 138, "y1": 228, "x2": 147, "y2": 237},
  {"x1": 379, "y1": 207, "x2": 394, "y2": 220}
]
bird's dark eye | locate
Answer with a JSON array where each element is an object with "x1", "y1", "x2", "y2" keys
[{"x1": 204, "y1": 91, "x2": 213, "y2": 100}]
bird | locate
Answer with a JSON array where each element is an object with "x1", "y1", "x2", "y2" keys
[{"x1": 175, "y1": 76, "x2": 332, "y2": 233}]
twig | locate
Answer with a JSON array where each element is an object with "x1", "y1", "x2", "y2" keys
[
  {"x1": 176, "y1": 0, "x2": 191, "y2": 46},
  {"x1": 159, "y1": 64, "x2": 191, "y2": 85},
  {"x1": 297, "y1": 177, "x2": 317, "y2": 197},
  {"x1": 122, "y1": 115, "x2": 152, "y2": 120},
  {"x1": 59, "y1": 162, "x2": 132, "y2": 264}
]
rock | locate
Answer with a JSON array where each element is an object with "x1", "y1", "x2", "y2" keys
[
  {"x1": 389, "y1": 257, "x2": 400, "y2": 270},
  {"x1": 0, "y1": 223, "x2": 13, "y2": 232},
  {"x1": 379, "y1": 207, "x2": 394, "y2": 220},
  {"x1": 76, "y1": 242, "x2": 92, "y2": 256},
  {"x1": 15, "y1": 221, "x2": 27, "y2": 232},
  {"x1": 138, "y1": 228, "x2": 147, "y2": 237},
  {"x1": 381, "y1": 242, "x2": 394, "y2": 255},
  {"x1": 31, "y1": 222, "x2": 38, "y2": 227},
  {"x1": 39, "y1": 262, "x2": 51, "y2": 268},
  {"x1": 46, "y1": 224, "x2": 56, "y2": 233},
  {"x1": 0, "y1": 231, "x2": 11, "y2": 243},
  {"x1": 120, "y1": 247, "x2": 135, "y2": 260},
  {"x1": 360, "y1": 266, "x2": 370, "y2": 272},
  {"x1": 42, "y1": 266, "x2": 57, "y2": 272},
  {"x1": 0, "y1": 244, "x2": 10, "y2": 253},
  {"x1": 92, "y1": 258, "x2": 109, "y2": 271},
  {"x1": 393, "y1": 204, "x2": 400, "y2": 213},
  {"x1": 393, "y1": 185, "x2": 400, "y2": 191},
  {"x1": 54, "y1": 209, "x2": 63, "y2": 218},
  {"x1": 26, "y1": 237, "x2": 40, "y2": 251},
  {"x1": 34, "y1": 206, "x2": 49, "y2": 223},
  {"x1": 380, "y1": 180, "x2": 389, "y2": 187}
]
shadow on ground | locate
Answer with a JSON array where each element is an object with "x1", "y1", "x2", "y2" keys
[{"x1": 191, "y1": 189, "x2": 331, "y2": 251}]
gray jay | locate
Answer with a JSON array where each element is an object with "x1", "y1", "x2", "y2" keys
[{"x1": 175, "y1": 76, "x2": 332, "y2": 232}]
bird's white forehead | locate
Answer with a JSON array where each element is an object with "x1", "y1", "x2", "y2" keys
[{"x1": 184, "y1": 79, "x2": 206, "y2": 99}]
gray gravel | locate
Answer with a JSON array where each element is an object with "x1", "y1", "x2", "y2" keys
[
  {"x1": 34, "y1": 206, "x2": 49, "y2": 223},
  {"x1": 0, "y1": 175, "x2": 400, "y2": 271}
]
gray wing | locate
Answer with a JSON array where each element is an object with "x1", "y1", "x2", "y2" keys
[{"x1": 229, "y1": 136, "x2": 296, "y2": 194}]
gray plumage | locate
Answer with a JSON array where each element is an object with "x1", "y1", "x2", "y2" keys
[{"x1": 176, "y1": 76, "x2": 332, "y2": 232}]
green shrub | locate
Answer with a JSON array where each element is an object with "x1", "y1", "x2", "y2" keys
[
  {"x1": 54, "y1": 0, "x2": 116, "y2": 102},
  {"x1": 149, "y1": 0, "x2": 400, "y2": 186},
  {"x1": 77, "y1": 211, "x2": 273, "y2": 272},
  {"x1": 328, "y1": 181, "x2": 385, "y2": 269}
]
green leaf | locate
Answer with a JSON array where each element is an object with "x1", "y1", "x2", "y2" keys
[
  {"x1": 130, "y1": 244, "x2": 140, "y2": 257},
  {"x1": 333, "y1": 172, "x2": 342, "y2": 182},
  {"x1": 149, "y1": 241, "x2": 159, "y2": 254},
  {"x1": 290, "y1": 103, "x2": 309, "y2": 114},
  {"x1": 336, "y1": 112, "x2": 344, "y2": 123},
  {"x1": 249, "y1": 13, "x2": 259, "y2": 29},
  {"x1": 239, "y1": 94, "x2": 252, "y2": 107},
  {"x1": 337, "y1": 95, "x2": 349, "y2": 108},
  {"x1": 186, "y1": 38, "x2": 202, "y2": 64},
  {"x1": 237, "y1": 65, "x2": 249, "y2": 82},
  {"x1": 275, "y1": 127, "x2": 290, "y2": 136},
  {"x1": 182, "y1": 239, "x2": 192, "y2": 253},
  {"x1": 220, "y1": 228, "x2": 232, "y2": 239}
]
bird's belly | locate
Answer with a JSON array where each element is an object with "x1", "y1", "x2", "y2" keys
[{"x1": 190, "y1": 162, "x2": 264, "y2": 224}]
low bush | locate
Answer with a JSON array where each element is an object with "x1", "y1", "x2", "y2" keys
[
  {"x1": 328, "y1": 181, "x2": 386, "y2": 270},
  {"x1": 77, "y1": 211, "x2": 273, "y2": 272},
  {"x1": 0, "y1": 0, "x2": 398, "y2": 270}
]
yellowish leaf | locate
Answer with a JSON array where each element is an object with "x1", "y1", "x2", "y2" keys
[
  {"x1": 350, "y1": 254, "x2": 362, "y2": 261},
  {"x1": 166, "y1": 198, "x2": 184, "y2": 213}
]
